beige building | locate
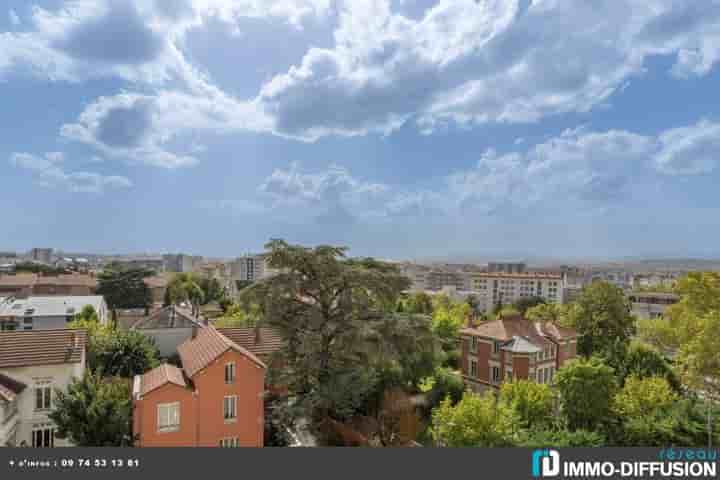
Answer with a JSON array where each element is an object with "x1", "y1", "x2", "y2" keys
[{"x1": 468, "y1": 272, "x2": 563, "y2": 313}]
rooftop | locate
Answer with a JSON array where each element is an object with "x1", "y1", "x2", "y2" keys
[
  {"x1": 136, "y1": 363, "x2": 187, "y2": 398},
  {"x1": 178, "y1": 325, "x2": 266, "y2": 378},
  {"x1": 0, "y1": 329, "x2": 86, "y2": 368},
  {"x1": 461, "y1": 315, "x2": 576, "y2": 348},
  {"x1": 471, "y1": 272, "x2": 562, "y2": 279},
  {"x1": 0, "y1": 296, "x2": 105, "y2": 318},
  {"x1": 132, "y1": 305, "x2": 201, "y2": 330},
  {"x1": 216, "y1": 327, "x2": 284, "y2": 358}
]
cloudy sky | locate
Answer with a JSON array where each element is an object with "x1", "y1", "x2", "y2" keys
[{"x1": 2, "y1": 0, "x2": 720, "y2": 259}]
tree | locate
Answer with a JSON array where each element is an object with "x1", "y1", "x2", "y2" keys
[
  {"x1": 431, "y1": 297, "x2": 469, "y2": 368},
  {"x1": 49, "y1": 372, "x2": 133, "y2": 446},
  {"x1": 196, "y1": 276, "x2": 225, "y2": 305},
  {"x1": 166, "y1": 273, "x2": 205, "y2": 316},
  {"x1": 376, "y1": 389, "x2": 422, "y2": 446},
  {"x1": 526, "y1": 303, "x2": 579, "y2": 328},
  {"x1": 520, "y1": 427, "x2": 606, "y2": 447},
  {"x1": 573, "y1": 281, "x2": 635, "y2": 362},
  {"x1": 73, "y1": 305, "x2": 99, "y2": 323},
  {"x1": 69, "y1": 318, "x2": 160, "y2": 378},
  {"x1": 499, "y1": 380, "x2": 555, "y2": 430},
  {"x1": 612, "y1": 375, "x2": 680, "y2": 446},
  {"x1": 431, "y1": 391, "x2": 517, "y2": 447},
  {"x1": 513, "y1": 296, "x2": 546, "y2": 315},
  {"x1": 240, "y1": 240, "x2": 418, "y2": 423},
  {"x1": 555, "y1": 357, "x2": 617, "y2": 431},
  {"x1": 96, "y1": 265, "x2": 154, "y2": 312},
  {"x1": 418, "y1": 367, "x2": 465, "y2": 418},
  {"x1": 620, "y1": 341, "x2": 681, "y2": 391},
  {"x1": 404, "y1": 292, "x2": 434, "y2": 315},
  {"x1": 214, "y1": 302, "x2": 263, "y2": 328}
]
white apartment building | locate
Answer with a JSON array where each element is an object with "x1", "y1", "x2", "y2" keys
[
  {"x1": 468, "y1": 272, "x2": 564, "y2": 313},
  {"x1": 0, "y1": 329, "x2": 86, "y2": 447},
  {"x1": 231, "y1": 254, "x2": 279, "y2": 282},
  {"x1": 0, "y1": 296, "x2": 108, "y2": 331}
]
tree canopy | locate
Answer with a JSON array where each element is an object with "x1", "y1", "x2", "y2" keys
[
  {"x1": 49, "y1": 372, "x2": 133, "y2": 446},
  {"x1": 96, "y1": 265, "x2": 154, "y2": 310},
  {"x1": 240, "y1": 239, "x2": 435, "y2": 424},
  {"x1": 554, "y1": 357, "x2": 617, "y2": 431}
]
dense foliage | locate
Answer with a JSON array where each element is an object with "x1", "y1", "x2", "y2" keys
[{"x1": 96, "y1": 265, "x2": 154, "y2": 310}]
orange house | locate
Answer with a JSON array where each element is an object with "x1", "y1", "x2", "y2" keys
[{"x1": 132, "y1": 325, "x2": 266, "y2": 447}]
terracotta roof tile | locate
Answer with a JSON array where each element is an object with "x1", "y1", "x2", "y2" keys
[
  {"x1": 215, "y1": 327, "x2": 284, "y2": 358},
  {"x1": 178, "y1": 325, "x2": 266, "y2": 378},
  {"x1": 0, "y1": 329, "x2": 86, "y2": 368},
  {"x1": 138, "y1": 363, "x2": 187, "y2": 397}
]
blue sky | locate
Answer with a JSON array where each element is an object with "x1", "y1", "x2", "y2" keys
[{"x1": 2, "y1": 0, "x2": 720, "y2": 260}]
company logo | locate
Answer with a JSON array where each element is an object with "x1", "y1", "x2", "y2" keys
[{"x1": 533, "y1": 449, "x2": 560, "y2": 477}]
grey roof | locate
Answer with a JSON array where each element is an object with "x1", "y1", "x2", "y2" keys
[
  {"x1": 0, "y1": 296, "x2": 104, "y2": 318},
  {"x1": 501, "y1": 336, "x2": 542, "y2": 354},
  {"x1": 132, "y1": 305, "x2": 202, "y2": 330}
]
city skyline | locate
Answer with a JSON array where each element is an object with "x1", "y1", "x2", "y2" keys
[{"x1": 3, "y1": 1, "x2": 720, "y2": 259}]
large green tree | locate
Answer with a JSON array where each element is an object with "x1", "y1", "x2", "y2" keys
[
  {"x1": 573, "y1": 281, "x2": 635, "y2": 362},
  {"x1": 620, "y1": 341, "x2": 681, "y2": 391},
  {"x1": 49, "y1": 372, "x2": 133, "y2": 446},
  {"x1": 612, "y1": 375, "x2": 679, "y2": 446},
  {"x1": 555, "y1": 357, "x2": 617, "y2": 431},
  {"x1": 241, "y1": 240, "x2": 431, "y2": 423},
  {"x1": 166, "y1": 273, "x2": 205, "y2": 316},
  {"x1": 513, "y1": 296, "x2": 546, "y2": 316},
  {"x1": 499, "y1": 380, "x2": 555, "y2": 430},
  {"x1": 96, "y1": 265, "x2": 154, "y2": 312},
  {"x1": 431, "y1": 391, "x2": 517, "y2": 447}
]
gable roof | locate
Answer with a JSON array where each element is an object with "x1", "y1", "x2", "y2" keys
[
  {"x1": 215, "y1": 327, "x2": 284, "y2": 358},
  {"x1": 137, "y1": 363, "x2": 187, "y2": 398},
  {"x1": 132, "y1": 305, "x2": 201, "y2": 330},
  {"x1": 461, "y1": 314, "x2": 577, "y2": 350},
  {"x1": 501, "y1": 336, "x2": 542, "y2": 354},
  {"x1": 0, "y1": 329, "x2": 86, "y2": 368},
  {"x1": 178, "y1": 325, "x2": 266, "y2": 378},
  {"x1": 0, "y1": 373, "x2": 26, "y2": 402}
]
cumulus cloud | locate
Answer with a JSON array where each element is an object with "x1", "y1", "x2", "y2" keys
[
  {"x1": 654, "y1": 120, "x2": 720, "y2": 174},
  {"x1": 10, "y1": 152, "x2": 132, "y2": 193}
]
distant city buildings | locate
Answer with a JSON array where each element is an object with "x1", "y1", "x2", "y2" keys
[
  {"x1": 627, "y1": 292, "x2": 679, "y2": 320},
  {"x1": 231, "y1": 254, "x2": 278, "y2": 283},
  {"x1": 487, "y1": 262, "x2": 526, "y2": 274},
  {"x1": 0, "y1": 273, "x2": 97, "y2": 298},
  {"x1": 30, "y1": 248, "x2": 53, "y2": 264}
]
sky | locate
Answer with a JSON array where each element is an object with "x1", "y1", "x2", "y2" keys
[{"x1": 1, "y1": 0, "x2": 720, "y2": 260}]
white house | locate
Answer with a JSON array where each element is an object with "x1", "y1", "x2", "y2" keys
[
  {"x1": 0, "y1": 296, "x2": 108, "y2": 331},
  {"x1": 0, "y1": 329, "x2": 87, "y2": 447}
]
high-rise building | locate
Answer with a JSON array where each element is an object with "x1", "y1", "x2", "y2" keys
[
  {"x1": 163, "y1": 254, "x2": 194, "y2": 273},
  {"x1": 468, "y1": 271, "x2": 563, "y2": 312},
  {"x1": 231, "y1": 254, "x2": 277, "y2": 282},
  {"x1": 30, "y1": 248, "x2": 53, "y2": 264},
  {"x1": 487, "y1": 262, "x2": 526, "y2": 274}
]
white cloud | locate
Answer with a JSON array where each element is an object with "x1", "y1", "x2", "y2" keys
[
  {"x1": 654, "y1": 119, "x2": 720, "y2": 174},
  {"x1": 9, "y1": 9, "x2": 20, "y2": 26},
  {"x1": 10, "y1": 152, "x2": 132, "y2": 193}
]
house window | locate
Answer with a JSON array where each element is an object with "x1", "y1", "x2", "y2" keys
[
  {"x1": 157, "y1": 402, "x2": 180, "y2": 432},
  {"x1": 491, "y1": 366, "x2": 501, "y2": 383},
  {"x1": 470, "y1": 359, "x2": 478, "y2": 378},
  {"x1": 223, "y1": 396, "x2": 237, "y2": 422},
  {"x1": 470, "y1": 337, "x2": 478, "y2": 353},
  {"x1": 23, "y1": 317, "x2": 33, "y2": 330},
  {"x1": 220, "y1": 437, "x2": 240, "y2": 448},
  {"x1": 549, "y1": 366, "x2": 555, "y2": 383},
  {"x1": 32, "y1": 427, "x2": 54, "y2": 448},
  {"x1": 225, "y1": 362, "x2": 236, "y2": 384},
  {"x1": 35, "y1": 386, "x2": 52, "y2": 410},
  {"x1": 492, "y1": 342, "x2": 500, "y2": 354}
]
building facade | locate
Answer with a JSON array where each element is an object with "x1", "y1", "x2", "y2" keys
[
  {"x1": 0, "y1": 273, "x2": 97, "y2": 297},
  {"x1": 0, "y1": 296, "x2": 108, "y2": 331},
  {"x1": 132, "y1": 325, "x2": 266, "y2": 447},
  {"x1": 460, "y1": 316, "x2": 577, "y2": 393},
  {"x1": 468, "y1": 272, "x2": 563, "y2": 313},
  {"x1": 627, "y1": 292, "x2": 679, "y2": 320},
  {"x1": 0, "y1": 329, "x2": 86, "y2": 447},
  {"x1": 162, "y1": 254, "x2": 194, "y2": 273},
  {"x1": 231, "y1": 255, "x2": 277, "y2": 283}
]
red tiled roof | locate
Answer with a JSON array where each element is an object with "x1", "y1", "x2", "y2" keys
[
  {"x1": 462, "y1": 315, "x2": 577, "y2": 347},
  {"x1": 0, "y1": 274, "x2": 37, "y2": 287},
  {"x1": 215, "y1": 327, "x2": 284, "y2": 358},
  {"x1": 0, "y1": 329, "x2": 86, "y2": 368},
  {"x1": 178, "y1": 325, "x2": 266, "y2": 378},
  {"x1": 0, "y1": 373, "x2": 26, "y2": 402},
  {"x1": 34, "y1": 274, "x2": 97, "y2": 287},
  {"x1": 138, "y1": 363, "x2": 187, "y2": 397}
]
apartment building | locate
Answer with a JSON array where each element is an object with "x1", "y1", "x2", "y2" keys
[
  {"x1": 0, "y1": 329, "x2": 86, "y2": 447},
  {"x1": 487, "y1": 262, "x2": 526, "y2": 274},
  {"x1": 231, "y1": 254, "x2": 278, "y2": 283},
  {"x1": 132, "y1": 325, "x2": 266, "y2": 447},
  {"x1": 0, "y1": 273, "x2": 97, "y2": 297},
  {"x1": 627, "y1": 292, "x2": 679, "y2": 320},
  {"x1": 30, "y1": 248, "x2": 53, "y2": 264},
  {"x1": 163, "y1": 254, "x2": 194, "y2": 273},
  {"x1": 460, "y1": 315, "x2": 577, "y2": 393},
  {"x1": 468, "y1": 272, "x2": 563, "y2": 313},
  {"x1": 0, "y1": 296, "x2": 108, "y2": 331}
]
